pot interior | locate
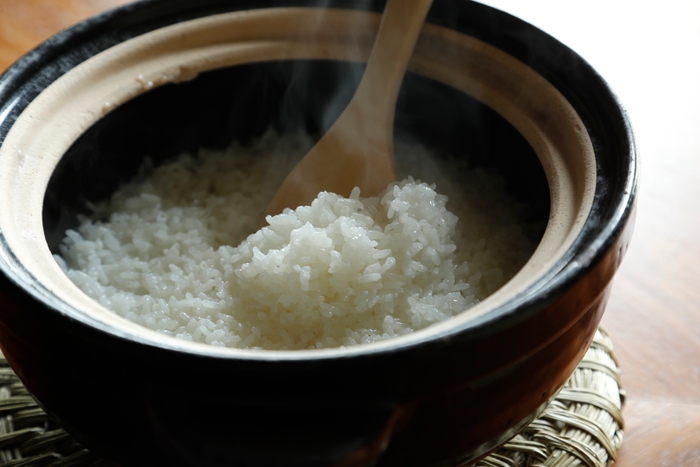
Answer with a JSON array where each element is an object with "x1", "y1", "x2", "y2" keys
[
  {"x1": 0, "y1": 7, "x2": 596, "y2": 357},
  {"x1": 43, "y1": 60, "x2": 549, "y2": 255}
]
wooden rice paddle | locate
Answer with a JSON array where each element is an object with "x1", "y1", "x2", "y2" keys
[{"x1": 263, "y1": 0, "x2": 434, "y2": 219}]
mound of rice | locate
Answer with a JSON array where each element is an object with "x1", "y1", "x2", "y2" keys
[{"x1": 57, "y1": 131, "x2": 536, "y2": 350}]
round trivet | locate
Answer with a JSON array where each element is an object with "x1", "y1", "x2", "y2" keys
[
  {"x1": 0, "y1": 329, "x2": 624, "y2": 467},
  {"x1": 474, "y1": 328, "x2": 625, "y2": 467}
]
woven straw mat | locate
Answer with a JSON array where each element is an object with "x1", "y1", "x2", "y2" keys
[{"x1": 0, "y1": 328, "x2": 624, "y2": 467}]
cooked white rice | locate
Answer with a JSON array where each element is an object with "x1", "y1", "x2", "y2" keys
[{"x1": 57, "y1": 131, "x2": 536, "y2": 350}]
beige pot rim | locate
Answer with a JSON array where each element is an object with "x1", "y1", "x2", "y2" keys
[{"x1": 0, "y1": 7, "x2": 595, "y2": 359}]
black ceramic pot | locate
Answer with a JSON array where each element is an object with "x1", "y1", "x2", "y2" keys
[{"x1": 0, "y1": 1, "x2": 637, "y2": 466}]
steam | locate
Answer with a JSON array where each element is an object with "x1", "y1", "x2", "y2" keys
[{"x1": 277, "y1": 0, "x2": 377, "y2": 135}]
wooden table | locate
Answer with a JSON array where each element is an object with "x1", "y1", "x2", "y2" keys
[{"x1": 1, "y1": 0, "x2": 698, "y2": 465}]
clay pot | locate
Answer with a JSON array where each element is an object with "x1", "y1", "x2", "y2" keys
[{"x1": 0, "y1": 1, "x2": 636, "y2": 466}]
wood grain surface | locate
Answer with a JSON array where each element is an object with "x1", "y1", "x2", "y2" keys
[{"x1": 1, "y1": 0, "x2": 698, "y2": 465}]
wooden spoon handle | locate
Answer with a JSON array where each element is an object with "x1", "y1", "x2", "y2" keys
[{"x1": 353, "y1": 0, "x2": 435, "y2": 133}]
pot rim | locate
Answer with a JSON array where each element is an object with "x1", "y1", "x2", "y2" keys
[{"x1": 0, "y1": 0, "x2": 637, "y2": 362}]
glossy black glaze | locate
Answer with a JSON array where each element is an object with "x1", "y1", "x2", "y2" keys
[{"x1": 0, "y1": 1, "x2": 637, "y2": 466}]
